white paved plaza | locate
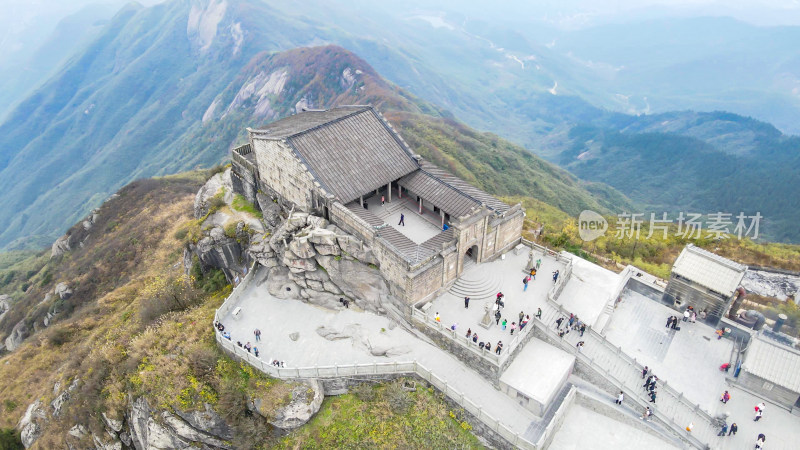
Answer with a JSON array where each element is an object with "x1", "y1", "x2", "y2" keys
[
  {"x1": 604, "y1": 281, "x2": 799, "y2": 449},
  {"x1": 363, "y1": 193, "x2": 443, "y2": 244}
]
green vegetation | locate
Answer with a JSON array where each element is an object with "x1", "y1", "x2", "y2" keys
[
  {"x1": 278, "y1": 380, "x2": 482, "y2": 449},
  {"x1": 231, "y1": 194, "x2": 262, "y2": 219},
  {"x1": 0, "y1": 428, "x2": 23, "y2": 450}
]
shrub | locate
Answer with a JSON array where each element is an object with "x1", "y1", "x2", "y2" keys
[
  {"x1": 139, "y1": 276, "x2": 203, "y2": 324},
  {"x1": 0, "y1": 428, "x2": 23, "y2": 450},
  {"x1": 223, "y1": 222, "x2": 238, "y2": 239},
  {"x1": 46, "y1": 326, "x2": 73, "y2": 347},
  {"x1": 3, "y1": 400, "x2": 18, "y2": 413},
  {"x1": 39, "y1": 270, "x2": 53, "y2": 287},
  {"x1": 350, "y1": 383, "x2": 376, "y2": 402},
  {"x1": 384, "y1": 380, "x2": 412, "y2": 412}
]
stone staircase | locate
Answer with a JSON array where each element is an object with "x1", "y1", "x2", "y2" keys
[{"x1": 448, "y1": 262, "x2": 502, "y2": 301}]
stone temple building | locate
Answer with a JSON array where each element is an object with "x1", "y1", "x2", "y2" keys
[
  {"x1": 661, "y1": 244, "x2": 747, "y2": 327},
  {"x1": 230, "y1": 105, "x2": 524, "y2": 308}
]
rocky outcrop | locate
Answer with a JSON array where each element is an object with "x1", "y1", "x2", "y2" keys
[
  {"x1": 316, "y1": 324, "x2": 411, "y2": 357},
  {"x1": 0, "y1": 294, "x2": 9, "y2": 323},
  {"x1": 55, "y1": 282, "x2": 73, "y2": 300},
  {"x1": 128, "y1": 397, "x2": 233, "y2": 450},
  {"x1": 5, "y1": 319, "x2": 30, "y2": 352},
  {"x1": 18, "y1": 400, "x2": 46, "y2": 448},
  {"x1": 248, "y1": 380, "x2": 324, "y2": 431},
  {"x1": 194, "y1": 170, "x2": 233, "y2": 219},
  {"x1": 51, "y1": 210, "x2": 98, "y2": 258}
]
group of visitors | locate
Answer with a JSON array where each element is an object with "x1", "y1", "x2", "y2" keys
[
  {"x1": 554, "y1": 313, "x2": 586, "y2": 339},
  {"x1": 213, "y1": 321, "x2": 291, "y2": 366},
  {"x1": 465, "y1": 328, "x2": 504, "y2": 355}
]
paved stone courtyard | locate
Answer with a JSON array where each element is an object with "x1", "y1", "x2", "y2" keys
[
  {"x1": 604, "y1": 281, "x2": 798, "y2": 449},
  {"x1": 363, "y1": 193, "x2": 443, "y2": 244},
  {"x1": 423, "y1": 249, "x2": 566, "y2": 346}
]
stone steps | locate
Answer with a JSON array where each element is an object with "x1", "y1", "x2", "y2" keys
[{"x1": 449, "y1": 266, "x2": 503, "y2": 300}]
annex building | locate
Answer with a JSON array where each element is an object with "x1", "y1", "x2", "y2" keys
[{"x1": 230, "y1": 106, "x2": 524, "y2": 307}]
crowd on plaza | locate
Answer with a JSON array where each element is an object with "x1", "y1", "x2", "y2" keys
[{"x1": 214, "y1": 321, "x2": 285, "y2": 367}]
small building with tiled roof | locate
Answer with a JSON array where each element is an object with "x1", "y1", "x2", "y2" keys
[
  {"x1": 231, "y1": 105, "x2": 524, "y2": 305},
  {"x1": 662, "y1": 244, "x2": 747, "y2": 327},
  {"x1": 738, "y1": 330, "x2": 800, "y2": 411}
]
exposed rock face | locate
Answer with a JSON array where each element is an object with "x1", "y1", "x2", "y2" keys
[
  {"x1": 55, "y1": 282, "x2": 73, "y2": 300},
  {"x1": 51, "y1": 235, "x2": 72, "y2": 258},
  {"x1": 193, "y1": 169, "x2": 233, "y2": 219},
  {"x1": 18, "y1": 400, "x2": 46, "y2": 448},
  {"x1": 50, "y1": 210, "x2": 98, "y2": 258},
  {"x1": 5, "y1": 319, "x2": 30, "y2": 352},
  {"x1": 316, "y1": 324, "x2": 411, "y2": 357},
  {"x1": 248, "y1": 380, "x2": 324, "y2": 430},
  {"x1": 316, "y1": 255, "x2": 389, "y2": 314},
  {"x1": 0, "y1": 294, "x2": 9, "y2": 323},
  {"x1": 51, "y1": 378, "x2": 80, "y2": 418},
  {"x1": 128, "y1": 397, "x2": 233, "y2": 450}
]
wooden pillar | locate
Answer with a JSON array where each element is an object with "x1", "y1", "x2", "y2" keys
[
  {"x1": 419, "y1": 198, "x2": 423, "y2": 214},
  {"x1": 441, "y1": 210, "x2": 445, "y2": 229},
  {"x1": 360, "y1": 196, "x2": 364, "y2": 208},
  {"x1": 387, "y1": 182, "x2": 392, "y2": 202}
]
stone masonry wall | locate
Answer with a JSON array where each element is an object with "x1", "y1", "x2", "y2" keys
[
  {"x1": 409, "y1": 258, "x2": 445, "y2": 304},
  {"x1": 252, "y1": 139, "x2": 315, "y2": 211}
]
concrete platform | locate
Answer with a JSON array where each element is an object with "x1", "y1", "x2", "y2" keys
[
  {"x1": 363, "y1": 193, "x2": 442, "y2": 244},
  {"x1": 500, "y1": 338, "x2": 575, "y2": 416},
  {"x1": 557, "y1": 255, "x2": 621, "y2": 328}
]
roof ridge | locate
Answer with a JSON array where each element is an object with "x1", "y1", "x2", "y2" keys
[
  {"x1": 417, "y1": 166, "x2": 489, "y2": 213},
  {"x1": 285, "y1": 106, "x2": 370, "y2": 140}
]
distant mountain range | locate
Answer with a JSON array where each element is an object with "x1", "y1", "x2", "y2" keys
[{"x1": 0, "y1": 0, "x2": 629, "y2": 250}]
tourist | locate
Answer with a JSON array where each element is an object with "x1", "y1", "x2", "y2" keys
[
  {"x1": 552, "y1": 270, "x2": 559, "y2": 282},
  {"x1": 466, "y1": 328, "x2": 472, "y2": 339},
  {"x1": 464, "y1": 296, "x2": 470, "y2": 308},
  {"x1": 686, "y1": 422, "x2": 693, "y2": 433},
  {"x1": 555, "y1": 317, "x2": 564, "y2": 328},
  {"x1": 502, "y1": 318, "x2": 507, "y2": 330},
  {"x1": 716, "y1": 328, "x2": 725, "y2": 340},
  {"x1": 683, "y1": 308, "x2": 691, "y2": 322},
  {"x1": 643, "y1": 375, "x2": 654, "y2": 389},
  {"x1": 244, "y1": 342, "x2": 252, "y2": 352},
  {"x1": 496, "y1": 292, "x2": 504, "y2": 302},
  {"x1": 720, "y1": 390, "x2": 731, "y2": 404},
  {"x1": 690, "y1": 310, "x2": 697, "y2": 323},
  {"x1": 536, "y1": 258, "x2": 541, "y2": 269},
  {"x1": 510, "y1": 322, "x2": 516, "y2": 335},
  {"x1": 717, "y1": 423, "x2": 728, "y2": 436},
  {"x1": 558, "y1": 329, "x2": 567, "y2": 338},
  {"x1": 671, "y1": 316, "x2": 679, "y2": 330},
  {"x1": 222, "y1": 331, "x2": 231, "y2": 340},
  {"x1": 495, "y1": 309, "x2": 502, "y2": 325},
  {"x1": 479, "y1": 342, "x2": 485, "y2": 350},
  {"x1": 641, "y1": 406, "x2": 651, "y2": 421},
  {"x1": 754, "y1": 402, "x2": 765, "y2": 421},
  {"x1": 434, "y1": 312, "x2": 441, "y2": 323},
  {"x1": 495, "y1": 341, "x2": 503, "y2": 355},
  {"x1": 520, "y1": 316, "x2": 529, "y2": 331},
  {"x1": 519, "y1": 311, "x2": 525, "y2": 325},
  {"x1": 381, "y1": 195, "x2": 385, "y2": 206},
  {"x1": 649, "y1": 391, "x2": 657, "y2": 404},
  {"x1": 568, "y1": 313, "x2": 575, "y2": 327},
  {"x1": 579, "y1": 323, "x2": 586, "y2": 336},
  {"x1": 665, "y1": 316, "x2": 673, "y2": 328},
  {"x1": 614, "y1": 391, "x2": 624, "y2": 405},
  {"x1": 576, "y1": 341, "x2": 585, "y2": 351},
  {"x1": 530, "y1": 268, "x2": 536, "y2": 280},
  {"x1": 728, "y1": 423, "x2": 737, "y2": 436},
  {"x1": 237, "y1": 341, "x2": 243, "y2": 347},
  {"x1": 642, "y1": 366, "x2": 649, "y2": 379},
  {"x1": 485, "y1": 341, "x2": 492, "y2": 352},
  {"x1": 253, "y1": 347, "x2": 259, "y2": 357},
  {"x1": 398, "y1": 213, "x2": 405, "y2": 226},
  {"x1": 536, "y1": 308, "x2": 542, "y2": 319},
  {"x1": 755, "y1": 434, "x2": 765, "y2": 449},
  {"x1": 254, "y1": 328, "x2": 261, "y2": 341},
  {"x1": 472, "y1": 334, "x2": 478, "y2": 344},
  {"x1": 450, "y1": 323, "x2": 457, "y2": 331},
  {"x1": 523, "y1": 275, "x2": 530, "y2": 291}
]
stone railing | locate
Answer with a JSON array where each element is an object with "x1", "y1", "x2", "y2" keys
[
  {"x1": 535, "y1": 385, "x2": 577, "y2": 449},
  {"x1": 215, "y1": 329, "x2": 537, "y2": 449},
  {"x1": 410, "y1": 307, "x2": 505, "y2": 365}
]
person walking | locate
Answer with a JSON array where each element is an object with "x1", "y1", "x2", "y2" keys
[
  {"x1": 555, "y1": 317, "x2": 564, "y2": 328},
  {"x1": 510, "y1": 322, "x2": 516, "y2": 335},
  {"x1": 495, "y1": 341, "x2": 503, "y2": 355},
  {"x1": 683, "y1": 308, "x2": 691, "y2": 322},
  {"x1": 614, "y1": 391, "x2": 624, "y2": 405},
  {"x1": 434, "y1": 312, "x2": 441, "y2": 323},
  {"x1": 720, "y1": 390, "x2": 731, "y2": 404},
  {"x1": 254, "y1": 328, "x2": 262, "y2": 342},
  {"x1": 530, "y1": 268, "x2": 537, "y2": 280},
  {"x1": 536, "y1": 308, "x2": 542, "y2": 319},
  {"x1": 485, "y1": 341, "x2": 492, "y2": 352},
  {"x1": 464, "y1": 296, "x2": 470, "y2": 308},
  {"x1": 666, "y1": 316, "x2": 673, "y2": 328},
  {"x1": 466, "y1": 328, "x2": 472, "y2": 339},
  {"x1": 398, "y1": 213, "x2": 405, "y2": 226},
  {"x1": 579, "y1": 323, "x2": 586, "y2": 336},
  {"x1": 717, "y1": 423, "x2": 728, "y2": 436},
  {"x1": 728, "y1": 423, "x2": 737, "y2": 436},
  {"x1": 552, "y1": 270, "x2": 560, "y2": 282},
  {"x1": 576, "y1": 341, "x2": 585, "y2": 351},
  {"x1": 754, "y1": 402, "x2": 765, "y2": 421},
  {"x1": 523, "y1": 275, "x2": 530, "y2": 291},
  {"x1": 649, "y1": 391, "x2": 657, "y2": 404},
  {"x1": 641, "y1": 406, "x2": 651, "y2": 421},
  {"x1": 495, "y1": 309, "x2": 502, "y2": 325},
  {"x1": 501, "y1": 318, "x2": 507, "y2": 330},
  {"x1": 520, "y1": 311, "x2": 525, "y2": 325},
  {"x1": 755, "y1": 434, "x2": 766, "y2": 449},
  {"x1": 381, "y1": 195, "x2": 385, "y2": 206},
  {"x1": 472, "y1": 334, "x2": 478, "y2": 344},
  {"x1": 536, "y1": 258, "x2": 541, "y2": 269},
  {"x1": 642, "y1": 366, "x2": 649, "y2": 379}
]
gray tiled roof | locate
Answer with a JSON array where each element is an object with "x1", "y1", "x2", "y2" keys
[
  {"x1": 398, "y1": 161, "x2": 511, "y2": 219},
  {"x1": 742, "y1": 333, "x2": 800, "y2": 393},
  {"x1": 671, "y1": 244, "x2": 747, "y2": 296},
  {"x1": 252, "y1": 106, "x2": 419, "y2": 204}
]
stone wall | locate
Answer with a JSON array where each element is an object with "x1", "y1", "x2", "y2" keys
[
  {"x1": 737, "y1": 371, "x2": 799, "y2": 410},
  {"x1": 408, "y1": 258, "x2": 445, "y2": 305},
  {"x1": 251, "y1": 139, "x2": 316, "y2": 211}
]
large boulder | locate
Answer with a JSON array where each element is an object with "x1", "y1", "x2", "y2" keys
[
  {"x1": 336, "y1": 236, "x2": 379, "y2": 266},
  {"x1": 174, "y1": 403, "x2": 233, "y2": 442},
  {"x1": 247, "y1": 233, "x2": 276, "y2": 266},
  {"x1": 194, "y1": 227, "x2": 248, "y2": 281},
  {"x1": 288, "y1": 238, "x2": 316, "y2": 260},
  {"x1": 304, "y1": 290, "x2": 343, "y2": 310},
  {"x1": 194, "y1": 168, "x2": 234, "y2": 219},
  {"x1": 266, "y1": 267, "x2": 302, "y2": 300},
  {"x1": 5, "y1": 319, "x2": 30, "y2": 352},
  {"x1": 160, "y1": 411, "x2": 231, "y2": 448},
  {"x1": 55, "y1": 282, "x2": 73, "y2": 300},
  {"x1": 316, "y1": 255, "x2": 389, "y2": 314},
  {"x1": 258, "y1": 380, "x2": 324, "y2": 431},
  {"x1": 0, "y1": 294, "x2": 9, "y2": 323},
  {"x1": 282, "y1": 254, "x2": 317, "y2": 273},
  {"x1": 255, "y1": 193, "x2": 282, "y2": 227},
  {"x1": 51, "y1": 235, "x2": 72, "y2": 258},
  {"x1": 18, "y1": 400, "x2": 46, "y2": 448},
  {"x1": 51, "y1": 378, "x2": 80, "y2": 418}
]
